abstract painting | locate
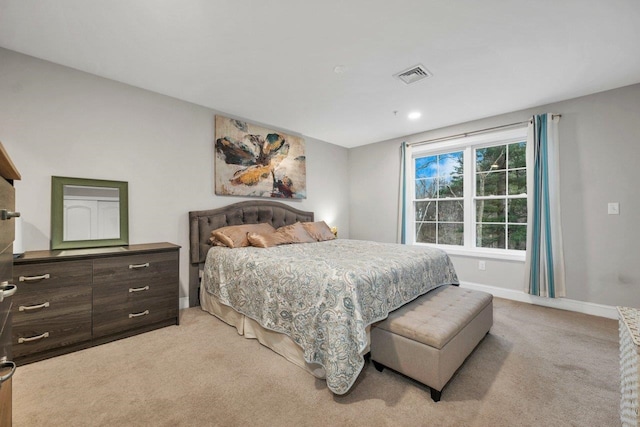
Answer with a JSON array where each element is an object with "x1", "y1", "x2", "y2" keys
[{"x1": 214, "y1": 115, "x2": 306, "y2": 199}]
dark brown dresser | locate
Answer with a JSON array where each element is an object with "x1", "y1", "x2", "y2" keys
[
  {"x1": 12, "y1": 242, "x2": 180, "y2": 365},
  {"x1": 0, "y1": 142, "x2": 21, "y2": 427}
]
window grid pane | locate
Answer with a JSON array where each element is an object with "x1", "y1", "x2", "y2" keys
[
  {"x1": 508, "y1": 224, "x2": 527, "y2": 250},
  {"x1": 476, "y1": 223, "x2": 506, "y2": 249}
]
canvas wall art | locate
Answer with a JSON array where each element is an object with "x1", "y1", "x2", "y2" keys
[{"x1": 214, "y1": 115, "x2": 307, "y2": 199}]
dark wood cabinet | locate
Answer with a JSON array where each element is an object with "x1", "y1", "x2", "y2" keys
[
  {"x1": 0, "y1": 141, "x2": 21, "y2": 427},
  {"x1": 12, "y1": 243, "x2": 180, "y2": 365}
]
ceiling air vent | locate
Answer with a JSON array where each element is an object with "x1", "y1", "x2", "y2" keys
[{"x1": 393, "y1": 64, "x2": 433, "y2": 85}]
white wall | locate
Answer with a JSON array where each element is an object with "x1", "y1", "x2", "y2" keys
[
  {"x1": 350, "y1": 84, "x2": 640, "y2": 309},
  {"x1": 4, "y1": 46, "x2": 638, "y2": 311},
  {"x1": 0, "y1": 48, "x2": 349, "y2": 305}
]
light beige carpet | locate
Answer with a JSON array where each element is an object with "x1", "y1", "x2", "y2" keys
[{"x1": 12, "y1": 298, "x2": 620, "y2": 426}]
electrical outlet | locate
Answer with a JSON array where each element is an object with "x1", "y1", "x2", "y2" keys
[
  {"x1": 608, "y1": 202, "x2": 620, "y2": 215},
  {"x1": 478, "y1": 260, "x2": 486, "y2": 271}
]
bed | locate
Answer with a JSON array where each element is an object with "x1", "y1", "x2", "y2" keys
[{"x1": 189, "y1": 201, "x2": 459, "y2": 395}]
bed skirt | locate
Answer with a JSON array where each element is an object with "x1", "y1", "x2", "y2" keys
[{"x1": 200, "y1": 286, "x2": 355, "y2": 379}]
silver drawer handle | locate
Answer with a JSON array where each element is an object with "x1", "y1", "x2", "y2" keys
[
  {"x1": 129, "y1": 263, "x2": 149, "y2": 269},
  {"x1": 129, "y1": 285, "x2": 150, "y2": 293},
  {"x1": 18, "y1": 332, "x2": 50, "y2": 343},
  {"x1": 0, "y1": 209, "x2": 20, "y2": 220},
  {"x1": 129, "y1": 310, "x2": 149, "y2": 318},
  {"x1": 0, "y1": 361, "x2": 16, "y2": 384},
  {"x1": 19, "y1": 273, "x2": 51, "y2": 282},
  {"x1": 1, "y1": 283, "x2": 17, "y2": 299},
  {"x1": 19, "y1": 301, "x2": 51, "y2": 311}
]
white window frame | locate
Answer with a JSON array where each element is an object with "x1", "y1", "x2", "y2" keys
[{"x1": 405, "y1": 126, "x2": 528, "y2": 261}]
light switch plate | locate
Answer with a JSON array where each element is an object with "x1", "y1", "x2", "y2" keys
[{"x1": 608, "y1": 202, "x2": 620, "y2": 215}]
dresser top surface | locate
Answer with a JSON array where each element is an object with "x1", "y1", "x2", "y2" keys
[{"x1": 15, "y1": 242, "x2": 180, "y2": 264}]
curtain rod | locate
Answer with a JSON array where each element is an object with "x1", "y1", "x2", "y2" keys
[{"x1": 407, "y1": 114, "x2": 562, "y2": 148}]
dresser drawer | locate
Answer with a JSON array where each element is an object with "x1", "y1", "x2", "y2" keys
[
  {"x1": 12, "y1": 312, "x2": 91, "y2": 358},
  {"x1": 12, "y1": 285, "x2": 92, "y2": 325},
  {"x1": 93, "y1": 297, "x2": 177, "y2": 338},
  {"x1": 93, "y1": 251, "x2": 178, "y2": 286},
  {"x1": 13, "y1": 260, "x2": 93, "y2": 292},
  {"x1": 93, "y1": 278, "x2": 176, "y2": 309}
]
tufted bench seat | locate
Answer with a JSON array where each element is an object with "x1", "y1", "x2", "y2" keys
[{"x1": 370, "y1": 284, "x2": 493, "y2": 402}]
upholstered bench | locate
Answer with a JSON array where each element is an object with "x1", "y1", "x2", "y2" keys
[{"x1": 370, "y1": 285, "x2": 493, "y2": 402}]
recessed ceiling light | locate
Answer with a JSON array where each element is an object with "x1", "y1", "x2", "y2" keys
[
  {"x1": 408, "y1": 111, "x2": 421, "y2": 120},
  {"x1": 333, "y1": 65, "x2": 347, "y2": 74}
]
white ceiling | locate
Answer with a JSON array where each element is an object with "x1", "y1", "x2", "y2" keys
[{"x1": 1, "y1": 1, "x2": 640, "y2": 148}]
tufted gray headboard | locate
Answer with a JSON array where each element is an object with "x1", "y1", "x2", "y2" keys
[{"x1": 188, "y1": 200, "x2": 314, "y2": 306}]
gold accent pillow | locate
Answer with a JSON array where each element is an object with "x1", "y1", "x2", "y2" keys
[
  {"x1": 302, "y1": 221, "x2": 336, "y2": 242},
  {"x1": 247, "y1": 231, "x2": 288, "y2": 248},
  {"x1": 210, "y1": 223, "x2": 276, "y2": 248},
  {"x1": 248, "y1": 222, "x2": 316, "y2": 248}
]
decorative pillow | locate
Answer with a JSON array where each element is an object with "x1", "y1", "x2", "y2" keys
[
  {"x1": 210, "y1": 223, "x2": 276, "y2": 248},
  {"x1": 209, "y1": 235, "x2": 227, "y2": 247},
  {"x1": 302, "y1": 221, "x2": 336, "y2": 242},
  {"x1": 247, "y1": 231, "x2": 289, "y2": 248},
  {"x1": 248, "y1": 222, "x2": 316, "y2": 248},
  {"x1": 275, "y1": 222, "x2": 316, "y2": 244}
]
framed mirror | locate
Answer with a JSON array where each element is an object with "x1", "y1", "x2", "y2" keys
[{"x1": 51, "y1": 176, "x2": 129, "y2": 250}]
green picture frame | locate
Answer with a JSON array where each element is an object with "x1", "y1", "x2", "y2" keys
[{"x1": 51, "y1": 176, "x2": 129, "y2": 250}]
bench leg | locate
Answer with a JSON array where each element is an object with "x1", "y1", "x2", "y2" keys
[{"x1": 372, "y1": 359, "x2": 442, "y2": 402}]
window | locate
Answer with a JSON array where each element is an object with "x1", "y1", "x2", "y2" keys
[{"x1": 406, "y1": 127, "x2": 528, "y2": 257}]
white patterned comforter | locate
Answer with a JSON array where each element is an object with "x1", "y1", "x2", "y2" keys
[{"x1": 201, "y1": 239, "x2": 458, "y2": 394}]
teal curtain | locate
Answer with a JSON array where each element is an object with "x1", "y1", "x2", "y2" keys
[
  {"x1": 398, "y1": 141, "x2": 409, "y2": 244},
  {"x1": 524, "y1": 114, "x2": 566, "y2": 297}
]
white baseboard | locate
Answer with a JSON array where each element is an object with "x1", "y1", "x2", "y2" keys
[
  {"x1": 459, "y1": 281, "x2": 618, "y2": 320},
  {"x1": 178, "y1": 285, "x2": 617, "y2": 319}
]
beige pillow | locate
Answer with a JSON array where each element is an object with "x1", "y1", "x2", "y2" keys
[
  {"x1": 275, "y1": 222, "x2": 316, "y2": 244},
  {"x1": 247, "y1": 231, "x2": 290, "y2": 248},
  {"x1": 302, "y1": 221, "x2": 336, "y2": 242},
  {"x1": 248, "y1": 222, "x2": 316, "y2": 248},
  {"x1": 210, "y1": 223, "x2": 276, "y2": 248}
]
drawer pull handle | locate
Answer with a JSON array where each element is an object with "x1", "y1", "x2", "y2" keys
[
  {"x1": 19, "y1": 273, "x2": 51, "y2": 282},
  {"x1": 129, "y1": 310, "x2": 149, "y2": 318},
  {"x1": 129, "y1": 263, "x2": 149, "y2": 269},
  {"x1": 0, "y1": 210, "x2": 20, "y2": 220},
  {"x1": 19, "y1": 301, "x2": 50, "y2": 311},
  {"x1": 0, "y1": 361, "x2": 16, "y2": 384},
  {"x1": 129, "y1": 285, "x2": 150, "y2": 293},
  {"x1": 18, "y1": 332, "x2": 50, "y2": 343},
  {"x1": 1, "y1": 282, "x2": 17, "y2": 299}
]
